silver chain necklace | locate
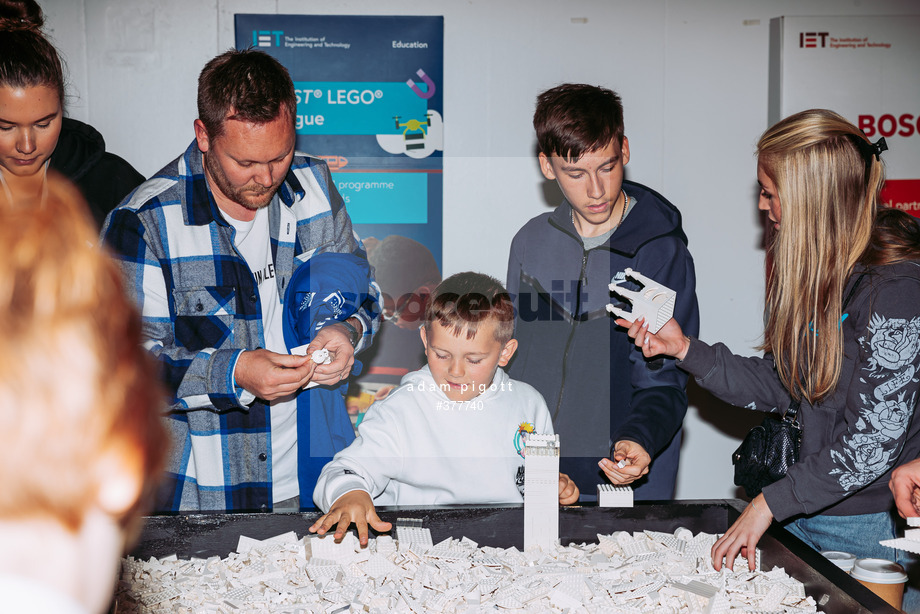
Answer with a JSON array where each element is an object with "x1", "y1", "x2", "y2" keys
[{"x1": 571, "y1": 189, "x2": 628, "y2": 235}]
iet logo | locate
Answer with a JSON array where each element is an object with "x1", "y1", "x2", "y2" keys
[
  {"x1": 799, "y1": 32, "x2": 829, "y2": 48},
  {"x1": 253, "y1": 30, "x2": 283, "y2": 47}
]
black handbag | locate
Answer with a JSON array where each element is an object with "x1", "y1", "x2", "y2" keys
[
  {"x1": 732, "y1": 400, "x2": 801, "y2": 498},
  {"x1": 731, "y1": 271, "x2": 867, "y2": 498}
]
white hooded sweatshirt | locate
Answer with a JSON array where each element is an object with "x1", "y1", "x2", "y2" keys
[{"x1": 313, "y1": 365, "x2": 553, "y2": 511}]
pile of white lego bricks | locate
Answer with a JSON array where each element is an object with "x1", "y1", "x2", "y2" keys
[{"x1": 116, "y1": 524, "x2": 821, "y2": 613}]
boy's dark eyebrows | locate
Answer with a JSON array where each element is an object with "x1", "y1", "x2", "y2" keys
[{"x1": 558, "y1": 155, "x2": 618, "y2": 170}]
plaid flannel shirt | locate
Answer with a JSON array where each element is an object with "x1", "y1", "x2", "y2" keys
[{"x1": 101, "y1": 140, "x2": 380, "y2": 512}]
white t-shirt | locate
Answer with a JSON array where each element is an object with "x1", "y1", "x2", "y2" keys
[{"x1": 224, "y1": 204, "x2": 298, "y2": 502}]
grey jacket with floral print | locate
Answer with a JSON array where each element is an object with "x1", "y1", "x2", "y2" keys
[{"x1": 679, "y1": 261, "x2": 920, "y2": 521}]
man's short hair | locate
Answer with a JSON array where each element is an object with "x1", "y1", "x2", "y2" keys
[
  {"x1": 197, "y1": 48, "x2": 297, "y2": 139},
  {"x1": 424, "y1": 272, "x2": 514, "y2": 345},
  {"x1": 533, "y1": 83, "x2": 625, "y2": 160},
  {"x1": 0, "y1": 175, "x2": 167, "y2": 533}
]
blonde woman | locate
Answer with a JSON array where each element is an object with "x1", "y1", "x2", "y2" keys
[{"x1": 621, "y1": 109, "x2": 920, "y2": 604}]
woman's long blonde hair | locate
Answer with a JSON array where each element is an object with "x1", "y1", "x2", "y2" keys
[{"x1": 758, "y1": 109, "x2": 883, "y2": 404}]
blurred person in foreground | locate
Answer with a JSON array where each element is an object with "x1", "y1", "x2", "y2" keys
[{"x1": 0, "y1": 174, "x2": 166, "y2": 613}]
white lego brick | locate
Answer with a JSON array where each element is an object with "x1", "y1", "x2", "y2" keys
[
  {"x1": 374, "y1": 534, "x2": 396, "y2": 556},
  {"x1": 759, "y1": 583, "x2": 789, "y2": 610},
  {"x1": 597, "y1": 484, "x2": 634, "y2": 508},
  {"x1": 240, "y1": 570, "x2": 284, "y2": 585},
  {"x1": 460, "y1": 536, "x2": 478, "y2": 549},
  {"x1": 304, "y1": 559, "x2": 342, "y2": 581},
  {"x1": 223, "y1": 586, "x2": 252, "y2": 602},
  {"x1": 307, "y1": 532, "x2": 359, "y2": 563},
  {"x1": 524, "y1": 433, "x2": 558, "y2": 447},
  {"x1": 289, "y1": 344, "x2": 333, "y2": 365},
  {"x1": 670, "y1": 580, "x2": 718, "y2": 599},
  {"x1": 138, "y1": 586, "x2": 182, "y2": 607},
  {"x1": 396, "y1": 525, "x2": 433, "y2": 550},
  {"x1": 524, "y1": 433, "x2": 560, "y2": 552},
  {"x1": 708, "y1": 590, "x2": 732, "y2": 614},
  {"x1": 881, "y1": 537, "x2": 920, "y2": 554},
  {"x1": 548, "y1": 588, "x2": 583, "y2": 611},
  {"x1": 644, "y1": 531, "x2": 686, "y2": 554},
  {"x1": 606, "y1": 267, "x2": 677, "y2": 334},
  {"x1": 287, "y1": 346, "x2": 333, "y2": 390},
  {"x1": 425, "y1": 547, "x2": 467, "y2": 562},
  {"x1": 237, "y1": 531, "x2": 300, "y2": 555},
  {"x1": 905, "y1": 528, "x2": 920, "y2": 541},
  {"x1": 907, "y1": 517, "x2": 920, "y2": 527},
  {"x1": 432, "y1": 536, "x2": 454, "y2": 550}
]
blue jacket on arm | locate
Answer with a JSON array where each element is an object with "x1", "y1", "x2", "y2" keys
[{"x1": 282, "y1": 251, "x2": 372, "y2": 503}]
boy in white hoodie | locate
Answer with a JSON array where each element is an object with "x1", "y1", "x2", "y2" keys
[{"x1": 311, "y1": 272, "x2": 579, "y2": 545}]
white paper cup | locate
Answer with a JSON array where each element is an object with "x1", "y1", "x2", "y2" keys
[
  {"x1": 850, "y1": 558, "x2": 907, "y2": 610},
  {"x1": 821, "y1": 550, "x2": 857, "y2": 573}
]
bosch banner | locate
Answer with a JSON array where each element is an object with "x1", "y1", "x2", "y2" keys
[{"x1": 769, "y1": 15, "x2": 920, "y2": 216}]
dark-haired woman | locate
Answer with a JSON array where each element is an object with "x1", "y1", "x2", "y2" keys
[{"x1": 0, "y1": 0, "x2": 143, "y2": 225}]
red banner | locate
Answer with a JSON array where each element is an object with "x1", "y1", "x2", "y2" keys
[{"x1": 881, "y1": 179, "x2": 920, "y2": 218}]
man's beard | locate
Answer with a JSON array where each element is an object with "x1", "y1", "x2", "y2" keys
[{"x1": 204, "y1": 152, "x2": 278, "y2": 211}]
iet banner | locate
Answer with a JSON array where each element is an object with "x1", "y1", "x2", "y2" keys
[
  {"x1": 235, "y1": 14, "x2": 444, "y2": 419},
  {"x1": 769, "y1": 16, "x2": 920, "y2": 216}
]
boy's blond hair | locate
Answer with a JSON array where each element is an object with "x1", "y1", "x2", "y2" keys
[
  {"x1": 0, "y1": 175, "x2": 167, "y2": 532},
  {"x1": 424, "y1": 272, "x2": 514, "y2": 344}
]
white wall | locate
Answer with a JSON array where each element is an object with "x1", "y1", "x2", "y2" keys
[{"x1": 41, "y1": 0, "x2": 920, "y2": 500}]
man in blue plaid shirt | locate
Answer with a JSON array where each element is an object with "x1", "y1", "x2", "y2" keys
[{"x1": 101, "y1": 49, "x2": 380, "y2": 513}]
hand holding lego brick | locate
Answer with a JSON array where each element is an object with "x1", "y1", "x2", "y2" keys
[
  {"x1": 304, "y1": 322, "x2": 358, "y2": 386},
  {"x1": 308, "y1": 490, "x2": 392, "y2": 547},
  {"x1": 598, "y1": 440, "x2": 651, "y2": 485},
  {"x1": 310, "y1": 348, "x2": 332, "y2": 365},
  {"x1": 616, "y1": 315, "x2": 690, "y2": 361},
  {"x1": 558, "y1": 472, "x2": 579, "y2": 505},
  {"x1": 607, "y1": 268, "x2": 676, "y2": 333},
  {"x1": 235, "y1": 349, "x2": 317, "y2": 401}
]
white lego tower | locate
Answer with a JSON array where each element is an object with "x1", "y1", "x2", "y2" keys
[
  {"x1": 606, "y1": 267, "x2": 676, "y2": 334},
  {"x1": 524, "y1": 433, "x2": 560, "y2": 551}
]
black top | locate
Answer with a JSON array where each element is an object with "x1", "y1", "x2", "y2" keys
[{"x1": 50, "y1": 117, "x2": 145, "y2": 229}]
